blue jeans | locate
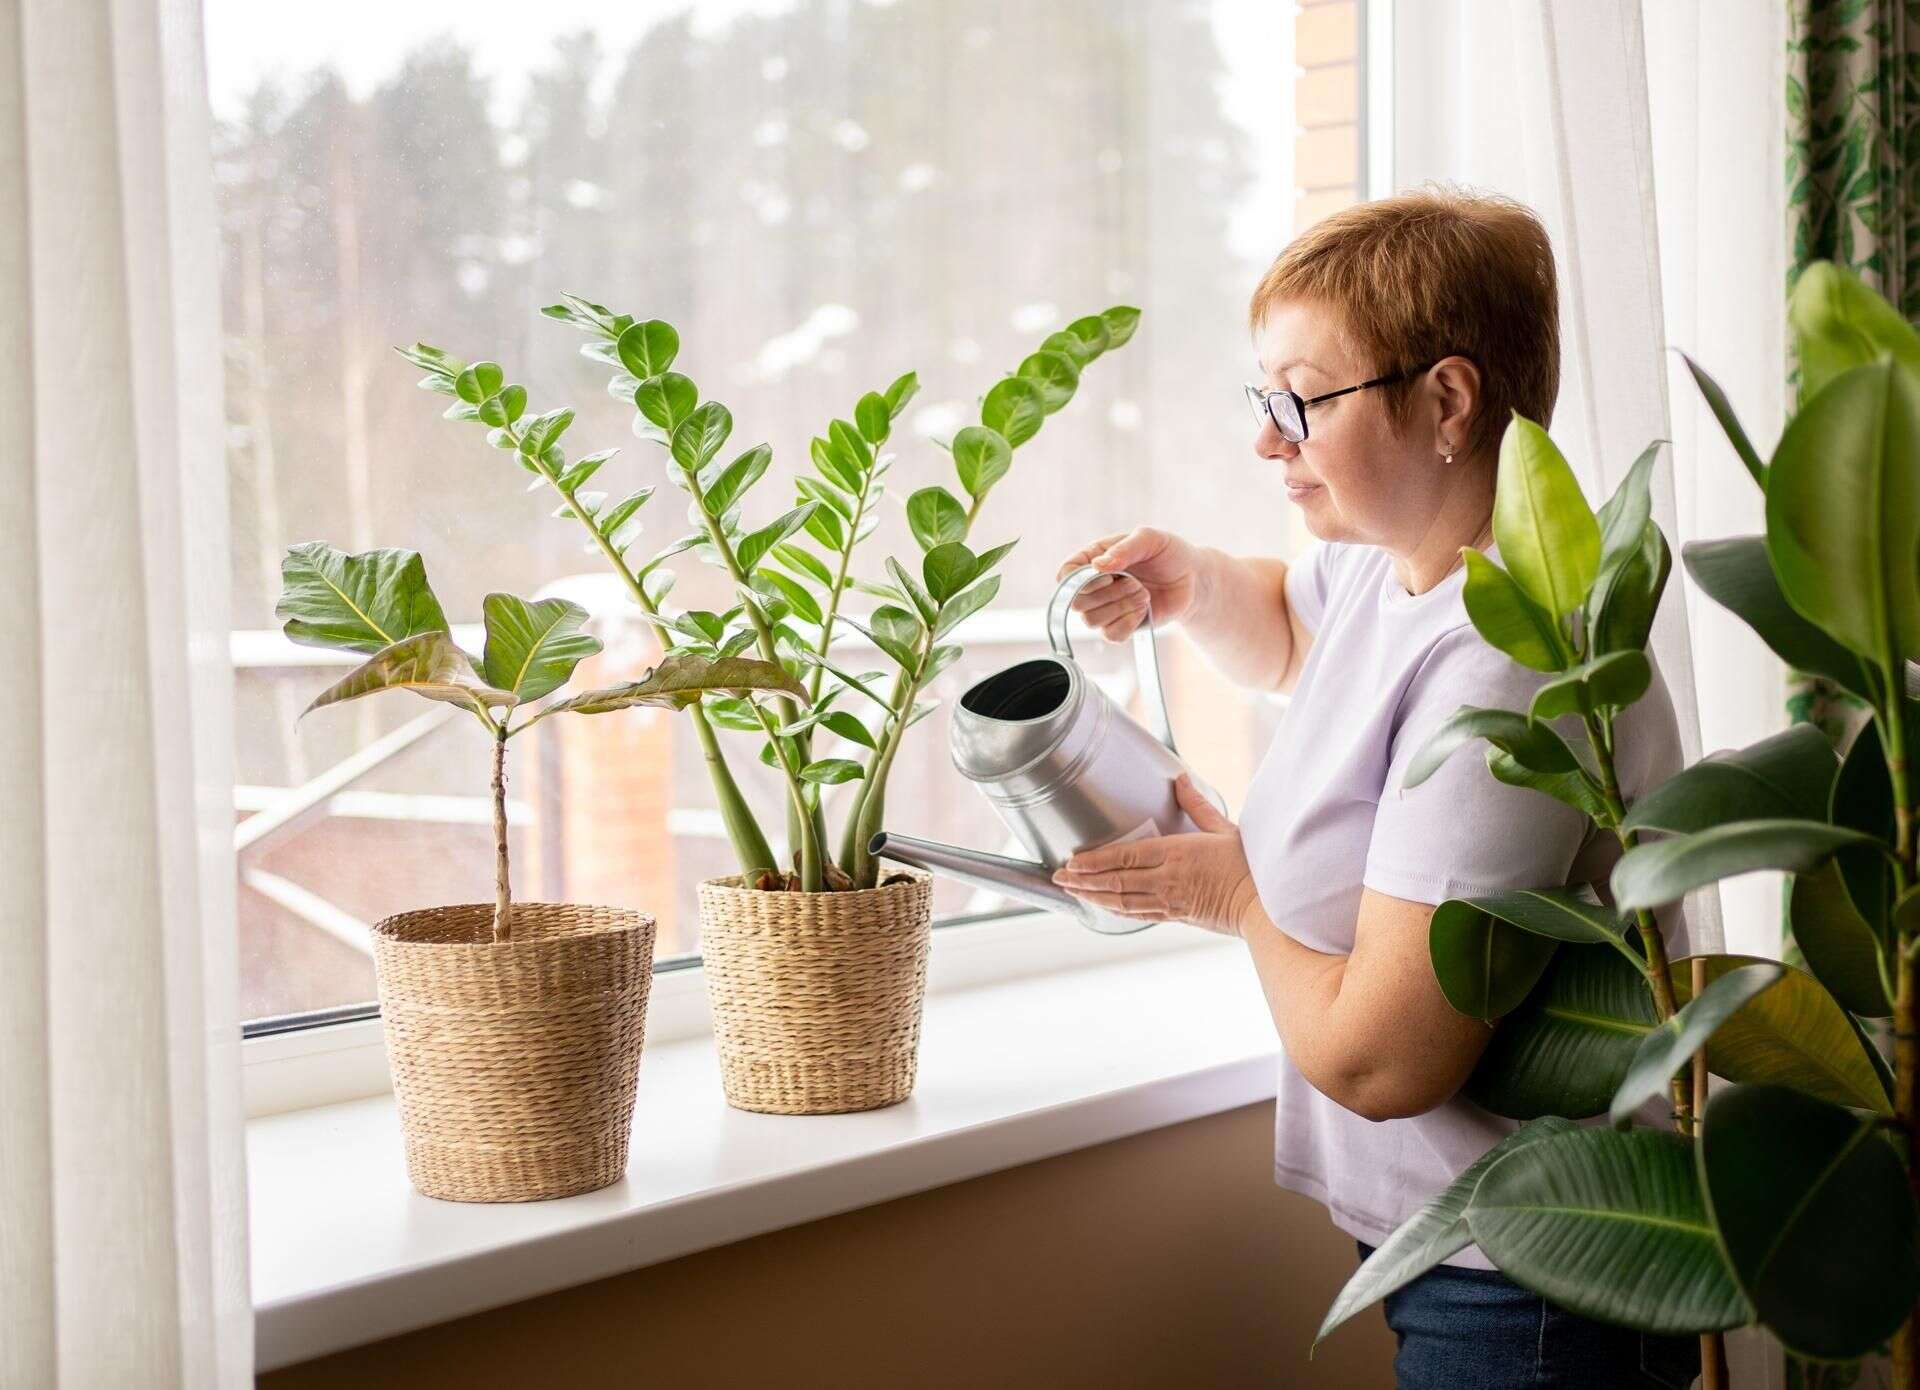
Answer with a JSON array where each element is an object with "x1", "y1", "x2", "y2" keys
[{"x1": 1357, "y1": 1241, "x2": 1701, "y2": 1388}]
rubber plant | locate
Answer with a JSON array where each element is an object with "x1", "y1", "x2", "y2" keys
[
  {"x1": 396, "y1": 299, "x2": 1138, "y2": 892},
  {"x1": 1314, "y1": 262, "x2": 1920, "y2": 1386},
  {"x1": 276, "y1": 541, "x2": 806, "y2": 939}
]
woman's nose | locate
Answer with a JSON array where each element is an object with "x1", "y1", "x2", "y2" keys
[{"x1": 1254, "y1": 415, "x2": 1296, "y2": 463}]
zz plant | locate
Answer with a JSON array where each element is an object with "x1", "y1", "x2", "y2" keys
[
  {"x1": 277, "y1": 542, "x2": 804, "y2": 940},
  {"x1": 1317, "y1": 261, "x2": 1920, "y2": 1384},
  {"x1": 395, "y1": 298, "x2": 1138, "y2": 892}
]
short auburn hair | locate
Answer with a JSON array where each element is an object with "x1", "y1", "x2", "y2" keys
[{"x1": 1248, "y1": 187, "x2": 1560, "y2": 463}]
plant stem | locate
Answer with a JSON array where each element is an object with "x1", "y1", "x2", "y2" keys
[
  {"x1": 847, "y1": 640, "x2": 933, "y2": 888},
  {"x1": 517, "y1": 420, "x2": 777, "y2": 876},
  {"x1": 490, "y1": 726, "x2": 512, "y2": 943},
  {"x1": 1879, "y1": 663, "x2": 1918, "y2": 1390},
  {"x1": 749, "y1": 699, "x2": 822, "y2": 890}
]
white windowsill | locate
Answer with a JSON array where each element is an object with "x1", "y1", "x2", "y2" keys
[{"x1": 249, "y1": 929, "x2": 1280, "y2": 1372}]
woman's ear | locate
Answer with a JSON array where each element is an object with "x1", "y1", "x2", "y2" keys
[{"x1": 1427, "y1": 355, "x2": 1481, "y2": 458}]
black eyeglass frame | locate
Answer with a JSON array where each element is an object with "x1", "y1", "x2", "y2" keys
[{"x1": 1244, "y1": 361, "x2": 1437, "y2": 443}]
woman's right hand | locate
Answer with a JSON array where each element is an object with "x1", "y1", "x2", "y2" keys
[{"x1": 1054, "y1": 526, "x2": 1206, "y2": 642}]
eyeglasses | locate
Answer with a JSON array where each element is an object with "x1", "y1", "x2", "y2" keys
[{"x1": 1244, "y1": 362, "x2": 1435, "y2": 443}]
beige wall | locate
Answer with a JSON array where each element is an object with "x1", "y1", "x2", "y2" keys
[{"x1": 262, "y1": 1102, "x2": 1396, "y2": 1389}]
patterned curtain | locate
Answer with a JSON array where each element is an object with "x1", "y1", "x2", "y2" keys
[{"x1": 1783, "y1": 5, "x2": 1915, "y2": 1386}]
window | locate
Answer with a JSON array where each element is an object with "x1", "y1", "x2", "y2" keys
[{"x1": 209, "y1": 0, "x2": 1370, "y2": 1030}]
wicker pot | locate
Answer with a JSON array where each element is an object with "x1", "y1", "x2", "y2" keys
[
  {"x1": 371, "y1": 903, "x2": 656, "y2": 1202},
  {"x1": 698, "y1": 867, "x2": 933, "y2": 1115}
]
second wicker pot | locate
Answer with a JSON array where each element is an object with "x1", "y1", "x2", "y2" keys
[
  {"x1": 372, "y1": 902, "x2": 656, "y2": 1202},
  {"x1": 698, "y1": 867, "x2": 934, "y2": 1114}
]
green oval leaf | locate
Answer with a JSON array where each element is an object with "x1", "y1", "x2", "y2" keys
[
  {"x1": 1494, "y1": 415, "x2": 1602, "y2": 618},
  {"x1": 1832, "y1": 714, "x2": 1900, "y2": 935},
  {"x1": 1587, "y1": 520, "x2": 1670, "y2": 657},
  {"x1": 616, "y1": 319, "x2": 679, "y2": 379},
  {"x1": 1612, "y1": 820, "x2": 1879, "y2": 911},
  {"x1": 1461, "y1": 549, "x2": 1568, "y2": 672},
  {"x1": 1680, "y1": 352, "x2": 1766, "y2": 489},
  {"x1": 1016, "y1": 349, "x2": 1080, "y2": 413},
  {"x1": 453, "y1": 361, "x2": 503, "y2": 404},
  {"x1": 1621, "y1": 725, "x2": 1838, "y2": 836},
  {"x1": 1428, "y1": 901, "x2": 1559, "y2": 1019},
  {"x1": 1607, "y1": 963, "x2": 1785, "y2": 1127},
  {"x1": 1100, "y1": 304, "x2": 1141, "y2": 349},
  {"x1": 952, "y1": 425, "x2": 1013, "y2": 500},
  {"x1": 1681, "y1": 537, "x2": 1869, "y2": 698},
  {"x1": 907, "y1": 486, "x2": 969, "y2": 553},
  {"x1": 1487, "y1": 748, "x2": 1613, "y2": 824},
  {"x1": 819, "y1": 711, "x2": 876, "y2": 750},
  {"x1": 1766, "y1": 359, "x2": 1920, "y2": 667},
  {"x1": 923, "y1": 541, "x2": 980, "y2": 604},
  {"x1": 1789, "y1": 860, "x2": 1891, "y2": 1017},
  {"x1": 277, "y1": 543, "x2": 450, "y2": 655},
  {"x1": 1063, "y1": 314, "x2": 1111, "y2": 359},
  {"x1": 670, "y1": 401, "x2": 733, "y2": 476},
  {"x1": 855, "y1": 391, "x2": 892, "y2": 445},
  {"x1": 477, "y1": 383, "x2": 526, "y2": 427},
  {"x1": 636, "y1": 372, "x2": 699, "y2": 434},
  {"x1": 1700, "y1": 1082, "x2": 1920, "y2": 1359},
  {"x1": 1789, "y1": 259, "x2": 1920, "y2": 399},
  {"x1": 981, "y1": 377, "x2": 1045, "y2": 448},
  {"x1": 799, "y1": 758, "x2": 864, "y2": 785},
  {"x1": 771, "y1": 542, "x2": 834, "y2": 589},
  {"x1": 1466, "y1": 1127, "x2": 1751, "y2": 1334},
  {"x1": 1670, "y1": 954, "x2": 1891, "y2": 1112},
  {"x1": 1317, "y1": 1117, "x2": 1577, "y2": 1347},
  {"x1": 756, "y1": 569, "x2": 823, "y2": 628},
  {"x1": 480, "y1": 594, "x2": 602, "y2": 703},
  {"x1": 933, "y1": 572, "x2": 1000, "y2": 637},
  {"x1": 1466, "y1": 943, "x2": 1656, "y2": 1119},
  {"x1": 884, "y1": 370, "x2": 919, "y2": 417},
  {"x1": 737, "y1": 503, "x2": 819, "y2": 575},
  {"x1": 1528, "y1": 651, "x2": 1651, "y2": 722},
  {"x1": 706, "y1": 444, "x2": 773, "y2": 518},
  {"x1": 1403, "y1": 706, "x2": 1582, "y2": 790}
]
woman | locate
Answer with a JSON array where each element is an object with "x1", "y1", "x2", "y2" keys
[{"x1": 1050, "y1": 190, "x2": 1698, "y2": 1389}]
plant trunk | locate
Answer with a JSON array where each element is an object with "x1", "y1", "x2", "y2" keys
[
  {"x1": 694, "y1": 704, "x2": 777, "y2": 877},
  {"x1": 1897, "y1": 945, "x2": 1918, "y2": 1390},
  {"x1": 491, "y1": 732, "x2": 512, "y2": 942}
]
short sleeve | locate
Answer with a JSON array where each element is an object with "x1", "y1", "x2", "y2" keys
[
  {"x1": 1284, "y1": 542, "x2": 1336, "y2": 635},
  {"x1": 1363, "y1": 627, "x2": 1592, "y2": 906}
]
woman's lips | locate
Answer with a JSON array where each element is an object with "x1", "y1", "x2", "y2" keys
[{"x1": 1285, "y1": 479, "x2": 1321, "y2": 501}]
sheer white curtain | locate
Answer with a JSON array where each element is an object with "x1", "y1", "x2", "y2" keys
[
  {"x1": 1, "y1": 0, "x2": 250, "y2": 1384},
  {"x1": 1393, "y1": 0, "x2": 1794, "y2": 959}
]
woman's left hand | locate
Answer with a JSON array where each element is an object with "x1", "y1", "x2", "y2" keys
[{"x1": 1049, "y1": 773, "x2": 1259, "y2": 936}]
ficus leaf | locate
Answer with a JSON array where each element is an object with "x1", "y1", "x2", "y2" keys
[
  {"x1": 1620, "y1": 725, "x2": 1838, "y2": 836},
  {"x1": 1682, "y1": 536, "x2": 1869, "y2": 697},
  {"x1": 1680, "y1": 352, "x2": 1766, "y2": 489},
  {"x1": 1789, "y1": 259, "x2": 1920, "y2": 399},
  {"x1": 1461, "y1": 549, "x2": 1568, "y2": 672},
  {"x1": 1402, "y1": 706, "x2": 1582, "y2": 790},
  {"x1": 1493, "y1": 414, "x2": 1601, "y2": 619},
  {"x1": 1607, "y1": 963, "x2": 1785, "y2": 1128},
  {"x1": 1611, "y1": 819, "x2": 1879, "y2": 911},
  {"x1": 1527, "y1": 651, "x2": 1651, "y2": 722},
  {"x1": 278, "y1": 542, "x2": 450, "y2": 655}
]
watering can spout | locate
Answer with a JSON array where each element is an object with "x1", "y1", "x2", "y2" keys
[{"x1": 867, "y1": 830, "x2": 1084, "y2": 920}]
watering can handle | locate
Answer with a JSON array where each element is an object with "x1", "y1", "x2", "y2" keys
[{"x1": 1047, "y1": 564, "x2": 1178, "y2": 754}]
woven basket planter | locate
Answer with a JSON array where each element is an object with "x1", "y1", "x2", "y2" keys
[
  {"x1": 371, "y1": 902, "x2": 656, "y2": 1203},
  {"x1": 698, "y1": 867, "x2": 933, "y2": 1115}
]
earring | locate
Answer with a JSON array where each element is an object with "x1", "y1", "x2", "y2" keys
[{"x1": 1442, "y1": 445, "x2": 1454, "y2": 464}]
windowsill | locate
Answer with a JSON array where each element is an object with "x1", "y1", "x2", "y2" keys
[{"x1": 249, "y1": 928, "x2": 1280, "y2": 1372}]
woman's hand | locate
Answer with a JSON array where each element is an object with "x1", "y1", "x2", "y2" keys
[
  {"x1": 1049, "y1": 774, "x2": 1258, "y2": 936},
  {"x1": 1055, "y1": 526, "x2": 1207, "y2": 642}
]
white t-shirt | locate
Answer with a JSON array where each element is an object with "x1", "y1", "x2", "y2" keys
[{"x1": 1236, "y1": 540, "x2": 1686, "y2": 1269}]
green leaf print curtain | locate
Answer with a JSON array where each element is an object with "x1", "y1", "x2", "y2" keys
[{"x1": 1784, "y1": 4, "x2": 1912, "y2": 1384}]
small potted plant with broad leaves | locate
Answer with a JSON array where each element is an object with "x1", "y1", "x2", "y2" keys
[
  {"x1": 1315, "y1": 263, "x2": 1920, "y2": 1386},
  {"x1": 279, "y1": 541, "x2": 804, "y2": 1199},
  {"x1": 398, "y1": 298, "x2": 1137, "y2": 1114}
]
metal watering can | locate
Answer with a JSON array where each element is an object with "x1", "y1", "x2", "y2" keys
[{"x1": 869, "y1": 565, "x2": 1227, "y2": 934}]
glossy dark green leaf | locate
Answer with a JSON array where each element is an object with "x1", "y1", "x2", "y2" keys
[
  {"x1": 1832, "y1": 715, "x2": 1901, "y2": 933},
  {"x1": 671, "y1": 401, "x2": 733, "y2": 477},
  {"x1": 1680, "y1": 352, "x2": 1765, "y2": 489},
  {"x1": 923, "y1": 541, "x2": 980, "y2": 603},
  {"x1": 819, "y1": 710, "x2": 875, "y2": 749},
  {"x1": 1471, "y1": 887, "x2": 1633, "y2": 946},
  {"x1": 1766, "y1": 360, "x2": 1920, "y2": 667},
  {"x1": 477, "y1": 383, "x2": 526, "y2": 427},
  {"x1": 1461, "y1": 549, "x2": 1568, "y2": 672},
  {"x1": 1494, "y1": 415, "x2": 1601, "y2": 619},
  {"x1": 972, "y1": 538, "x2": 1018, "y2": 576},
  {"x1": 839, "y1": 614, "x2": 917, "y2": 674},
  {"x1": 633, "y1": 372, "x2": 697, "y2": 434},
  {"x1": 737, "y1": 504, "x2": 818, "y2": 575},
  {"x1": 855, "y1": 391, "x2": 892, "y2": 445},
  {"x1": 1669, "y1": 954, "x2": 1891, "y2": 1112},
  {"x1": 1699, "y1": 1082, "x2": 1920, "y2": 1360},
  {"x1": 809, "y1": 434, "x2": 859, "y2": 493},
  {"x1": 883, "y1": 370, "x2": 919, "y2": 417},
  {"x1": 756, "y1": 570, "x2": 822, "y2": 628},
  {"x1": 1621, "y1": 725, "x2": 1838, "y2": 836},
  {"x1": 885, "y1": 557, "x2": 937, "y2": 626},
  {"x1": 1612, "y1": 820, "x2": 1877, "y2": 911},
  {"x1": 304, "y1": 631, "x2": 512, "y2": 721},
  {"x1": 599, "y1": 489, "x2": 654, "y2": 541},
  {"x1": 953, "y1": 425, "x2": 1012, "y2": 500},
  {"x1": 1587, "y1": 520, "x2": 1670, "y2": 658},
  {"x1": 520, "y1": 407, "x2": 574, "y2": 460},
  {"x1": 277, "y1": 543, "x2": 449, "y2": 655},
  {"x1": 922, "y1": 643, "x2": 963, "y2": 683},
  {"x1": 707, "y1": 444, "x2": 772, "y2": 517},
  {"x1": 802, "y1": 504, "x2": 845, "y2": 551},
  {"x1": 799, "y1": 758, "x2": 863, "y2": 785},
  {"x1": 1592, "y1": 442, "x2": 1659, "y2": 591},
  {"x1": 1682, "y1": 537, "x2": 1869, "y2": 697},
  {"x1": 1016, "y1": 349, "x2": 1080, "y2": 413},
  {"x1": 1529, "y1": 651, "x2": 1651, "y2": 722},
  {"x1": 795, "y1": 475, "x2": 854, "y2": 523},
  {"x1": 1467, "y1": 1127, "x2": 1751, "y2": 1334},
  {"x1": 1428, "y1": 900, "x2": 1558, "y2": 1019},
  {"x1": 1466, "y1": 943, "x2": 1656, "y2": 1119},
  {"x1": 770, "y1": 542, "x2": 834, "y2": 589},
  {"x1": 1316, "y1": 1118, "x2": 1577, "y2": 1346},
  {"x1": 1607, "y1": 963, "x2": 1784, "y2": 1127},
  {"x1": 1789, "y1": 861, "x2": 1890, "y2": 1016},
  {"x1": 480, "y1": 594, "x2": 601, "y2": 703},
  {"x1": 1486, "y1": 749, "x2": 1613, "y2": 824},
  {"x1": 1403, "y1": 706, "x2": 1583, "y2": 790},
  {"x1": 907, "y1": 486, "x2": 968, "y2": 553},
  {"x1": 982, "y1": 376, "x2": 1045, "y2": 448},
  {"x1": 453, "y1": 361, "x2": 503, "y2": 404}
]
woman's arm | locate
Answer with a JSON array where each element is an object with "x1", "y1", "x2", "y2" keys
[
  {"x1": 1233, "y1": 887, "x2": 1494, "y2": 1122},
  {"x1": 1183, "y1": 548, "x2": 1313, "y2": 695}
]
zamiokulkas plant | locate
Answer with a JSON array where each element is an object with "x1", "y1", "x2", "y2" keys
[
  {"x1": 276, "y1": 542, "x2": 806, "y2": 938},
  {"x1": 1316, "y1": 261, "x2": 1920, "y2": 1386},
  {"x1": 394, "y1": 297, "x2": 1138, "y2": 893}
]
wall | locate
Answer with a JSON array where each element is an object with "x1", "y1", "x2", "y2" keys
[{"x1": 261, "y1": 1102, "x2": 1397, "y2": 1389}]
